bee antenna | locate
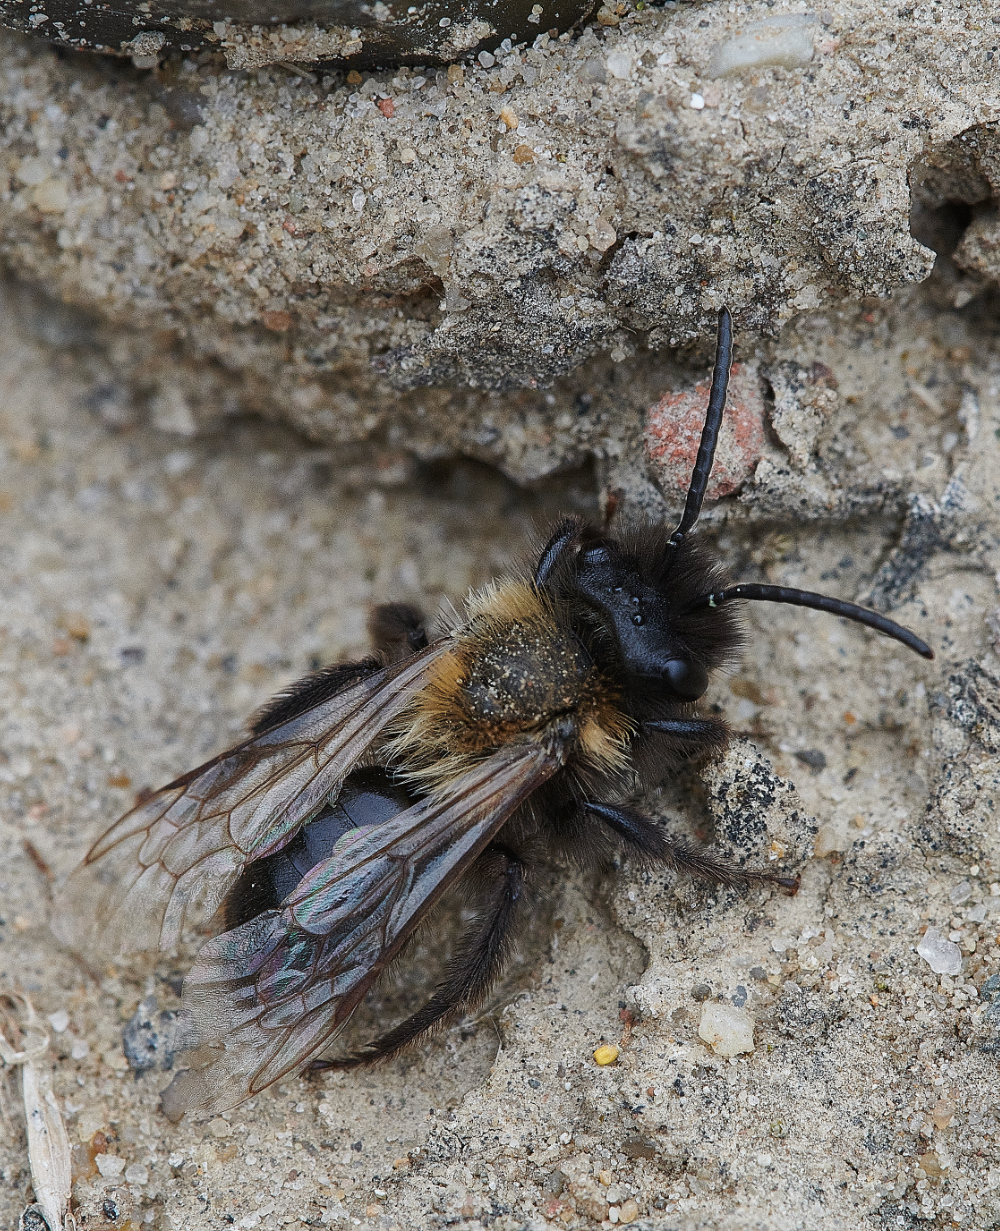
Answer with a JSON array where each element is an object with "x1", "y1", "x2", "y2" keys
[
  {"x1": 687, "y1": 583, "x2": 934, "y2": 659},
  {"x1": 667, "y1": 305, "x2": 734, "y2": 549}
]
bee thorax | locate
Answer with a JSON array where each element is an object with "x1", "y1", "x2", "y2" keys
[
  {"x1": 388, "y1": 580, "x2": 633, "y2": 788},
  {"x1": 462, "y1": 624, "x2": 588, "y2": 727}
]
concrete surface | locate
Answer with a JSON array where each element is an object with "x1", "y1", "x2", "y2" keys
[{"x1": 0, "y1": 1, "x2": 999, "y2": 1228}]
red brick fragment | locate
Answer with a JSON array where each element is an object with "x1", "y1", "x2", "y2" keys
[
  {"x1": 644, "y1": 363, "x2": 765, "y2": 504},
  {"x1": 261, "y1": 309, "x2": 294, "y2": 332}
]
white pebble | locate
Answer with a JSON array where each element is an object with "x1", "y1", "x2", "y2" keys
[
  {"x1": 709, "y1": 14, "x2": 817, "y2": 78},
  {"x1": 95, "y1": 1154, "x2": 126, "y2": 1178},
  {"x1": 478, "y1": 51, "x2": 495, "y2": 67},
  {"x1": 352, "y1": 190, "x2": 366, "y2": 212},
  {"x1": 698, "y1": 1001, "x2": 755, "y2": 1056},
  {"x1": 690, "y1": 93, "x2": 705, "y2": 110},
  {"x1": 125, "y1": 1164, "x2": 149, "y2": 1185},
  {"x1": 917, "y1": 927, "x2": 963, "y2": 976},
  {"x1": 813, "y1": 818, "x2": 851, "y2": 857},
  {"x1": 949, "y1": 880, "x2": 972, "y2": 905},
  {"x1": 606, "y1": 50, "x2": 632, "y2": 80},
  {"x1": 48, "y1": 1010, "x2": 70, "y2": 1034},
  {"x1": 70, "y1": 1039, "x2": 89, "y2": 1060}
]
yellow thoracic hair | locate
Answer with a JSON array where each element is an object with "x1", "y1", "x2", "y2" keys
[{"x1": 385, "y1": 578, "x2": 634, "y2": 795}]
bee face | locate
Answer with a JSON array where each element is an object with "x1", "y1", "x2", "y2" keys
[
  {"x1": 568, "y1": 537, "x2": 724, "y2": 701},
  {"x1": 57, "y1": 308, "x2": 932, "y2": 1119}
]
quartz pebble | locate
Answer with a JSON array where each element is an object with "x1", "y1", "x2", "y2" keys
[
  {"x1": 709, "y1": 14, "x2": 817, "y2": 78},
  {"x1": 916, "y1": 927, "x2": 962, "y2": 976},
  {"x1": 698, "y1": 1001, "x2": 755, "y2": 1056},
  {"x1": 47, "y1": 1009, "x2": 69, "y2": 1033},
  {"x1": 813, "y1": 818, "x2": 851, "y2": 857},
  {"x1": 95, "y1": 1154, "x2": 126, "y2": 1178},
  {"x1": 618, "y1": 1199, "x2": 640, "y2": 1224}
]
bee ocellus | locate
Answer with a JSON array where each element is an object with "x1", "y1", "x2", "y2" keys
[{"x1": 55, "y1": 308, "x2": 933, "y2": 1119}]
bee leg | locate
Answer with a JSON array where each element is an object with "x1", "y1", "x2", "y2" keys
[
  {"x1": 367, "y1": 602, "x2": 429, "y2": 662},
  {"x1": 534, "y1": 516, "x2": 587, "y2": 586},
  {"x1": 642, "y1": 718, "x2": 728, "y2": 749},
  {"x1": 313, "y1": 845, "x2": 525, "y2": 1069},
  {"x1": 583, "y1": 802, "x2": 799, "y2": 894}
]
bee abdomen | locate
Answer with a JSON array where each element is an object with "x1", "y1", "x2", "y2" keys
[{"x1": 223, "y1": 770, "x2": 416, "y2": 931}]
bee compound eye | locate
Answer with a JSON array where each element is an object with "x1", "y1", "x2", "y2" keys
[{"x1": 663, "y1": 658, "x2": 709, "y2": 701}]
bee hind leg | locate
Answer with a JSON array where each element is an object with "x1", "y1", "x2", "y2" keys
[
  {"x1": 582, "y1": 801, "x2": 799, "y2": 894},
  {"x1": 368, "y1": 602, "x2": 429, "y2": 663},
  {"x1": 312, "y1": 845, "x2": 525, "y2": 1070}
]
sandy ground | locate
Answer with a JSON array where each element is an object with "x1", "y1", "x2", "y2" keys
[
  {"x1": 0, "y1": 4, "x2": 999, "y2": 1222},
  {"x1": 0, "y1": 255, "x2": 998, "y2": 1231}
]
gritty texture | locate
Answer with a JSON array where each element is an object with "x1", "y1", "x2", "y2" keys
[
  {"x1": 0, "y1": 0, "x2": 998, "y2": 492},
  {"x1": 1, "y1": 1, "x2": 1000, "y2": 1227},
  {"x1": 0, "y1": 244, "x2": 999, "y2": 1231}
]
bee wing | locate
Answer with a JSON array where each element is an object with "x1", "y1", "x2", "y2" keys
[
  {"x1": 158, "y1": 741, "x2": 562, "y2": 1118},
  {"x1": 55, "y1": 645, "x2": 450, "y2": 957}
]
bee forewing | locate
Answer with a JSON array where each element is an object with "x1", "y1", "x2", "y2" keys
[
  {"x1": 54, "y1": 644, "x2": 450, "y2": 957},
  {"x1": 159, "y1": 741, "x2": 562, "y2": 1118}
]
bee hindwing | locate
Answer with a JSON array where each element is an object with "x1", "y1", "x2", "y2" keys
[
  {"x1": 160, "y1": 742, "x2": 561, "y2": 1117},
  {"x1": 54, "y1": 645, "x2": 450, "y2": 956}
]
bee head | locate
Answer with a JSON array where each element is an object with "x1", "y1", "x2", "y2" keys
[{"x1": 565, "y1": 532, "x2": 738, "y2": 703}]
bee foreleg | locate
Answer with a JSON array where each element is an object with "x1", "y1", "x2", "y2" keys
[
  {"x1": 582, "y1": 802, "x2": 799, "y2": 894},
  {"x1": 642, "y1": 718, "x2": 728, "y2": 749},
  {"x1": 312, "y1": 845, "x2": 525, "y2": 1070}
]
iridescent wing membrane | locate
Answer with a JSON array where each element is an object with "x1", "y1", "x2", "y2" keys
[
  {"x1": 159, "y1": 742, "x2": 561, "y2": 1117},
  {"x1": 55, "y1": 646, "x2": 449, "y2": 958}
]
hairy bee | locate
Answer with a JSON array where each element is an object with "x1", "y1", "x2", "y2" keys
[{"x1": 56, "y1": 309, "x2": 933, "y2": 1119}]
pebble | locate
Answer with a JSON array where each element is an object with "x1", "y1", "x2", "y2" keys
[
  {"x1": 917, "y1": 927, "x2": 963, "y2": 976},
  {"x1": 645, "y1": 364, "x2": 764, "y2": 504},
  {"x1": 124, "y1": 1164, "x2": 149, "y2": 1185},
  {"x1": 813, "y1": 818, "x2": 852, "y2": 857},
  {"x1": 698, "y1": 1002, "x2": 755, "y2": 1056},
  {"x1": 708, "y1": 13, "x2": 817, "y2": 78},
  {"x1": 593, "y1": 1044, "x2": 620, "y2": 1066},
  {"x1": 949, "y1": 880, "x2": 972, "y2": 905},
  {"x1": 95, "y1": 1154, "x2": 126, "y2": 1178},
  {"x1": 605, "y1": 50, "x2": 631, "y2": 79},
  {"x1": 47, "y1": 1009, "x2": 69, "y2": 1034}
]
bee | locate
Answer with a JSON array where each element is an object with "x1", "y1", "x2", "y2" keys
[{"x1": 56, "y1": 308, "x2": 933, "y2": 1119}]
